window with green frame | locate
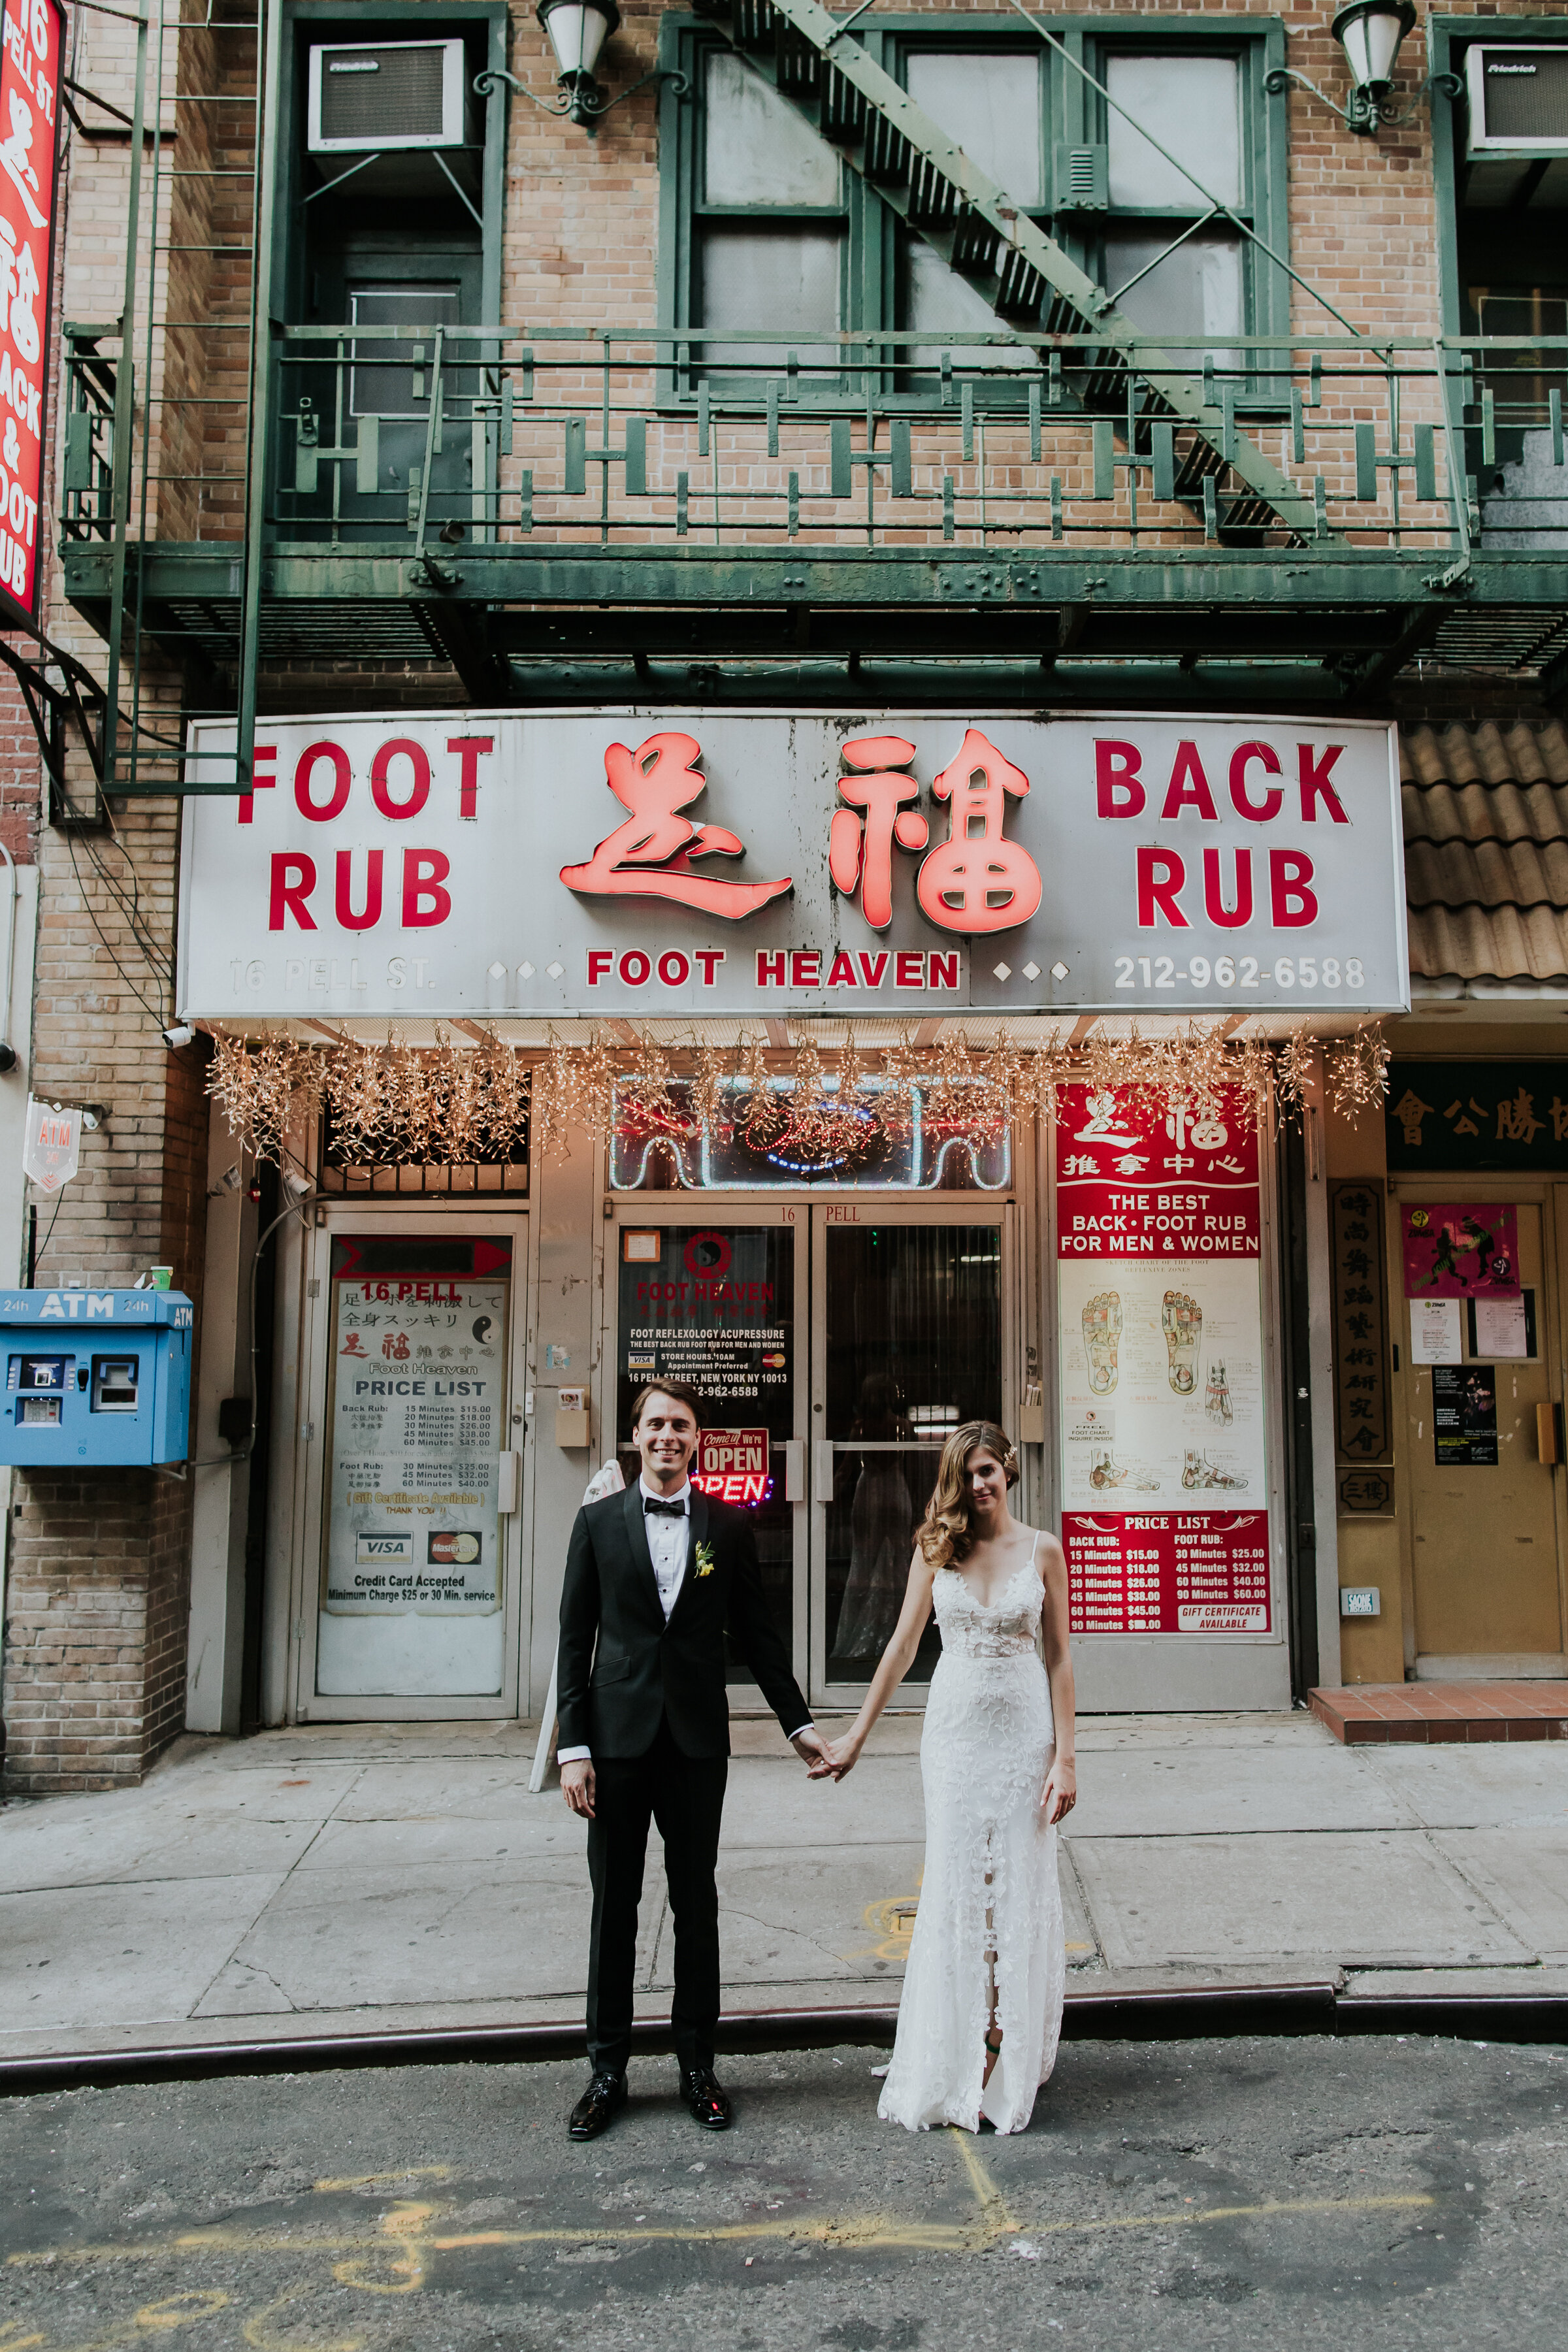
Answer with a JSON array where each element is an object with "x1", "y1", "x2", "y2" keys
[{"x1": 657, "y1": 13, "x2": 1288, "y2": 396}]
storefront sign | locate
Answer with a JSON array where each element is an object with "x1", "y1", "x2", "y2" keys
[
  {"x1": 1401, "y1": 1203, "x2": 1520, "y2": 1299},
  {"x1": 0, "y1": 0, "x2": 62, "y2": 625},
  {"x1": 1056, "y1": 1086, "x2": 1273, "y2": 1637},
  {"x1": 1386, "y1": 1062, "x2": 1568, "y2": 1171},
  {"x1": 1433, "y1": 1362, "x2": 1498, "y2": 1467},
  {"x1": 180, "y1": 711, "x2": 1407, "y2": 1019},
  {"x1": 1329, "y1": 1183, "x2": 1390, "y2": 1462},
  {"x1": 321, "y1": 1235, "x2": 509, "y2": 1616}
]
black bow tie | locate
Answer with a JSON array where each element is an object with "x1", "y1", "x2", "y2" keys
[{"x1": 644, "y1": 1497, "x2": 685, "y2": 1517}]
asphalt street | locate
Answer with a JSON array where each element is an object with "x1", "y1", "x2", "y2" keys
[{"x1": 3, "y1": 2034, "x2": 1567, "y2": 2351}]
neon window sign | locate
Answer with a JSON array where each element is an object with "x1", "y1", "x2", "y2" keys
[{"x1": 608, "y1": 1077, "x2": 1011, "y2": 1193}]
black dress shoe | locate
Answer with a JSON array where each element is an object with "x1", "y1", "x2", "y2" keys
[
  {"x1": 680, "y1": 2064, "x2": 732, "y2": 2131},
  {"x1": 568, "y1": 2069, "x2": 627, "y2": 2141}
]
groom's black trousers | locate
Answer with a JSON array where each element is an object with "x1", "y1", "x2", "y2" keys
[{"x1": 585, "y1": 1714, "x2": 728, "y2": 2078}]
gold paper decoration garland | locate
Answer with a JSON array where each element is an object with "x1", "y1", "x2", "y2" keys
[{"x1": 206, "y1": 1019, "x2": 1391, "y2": 1173}]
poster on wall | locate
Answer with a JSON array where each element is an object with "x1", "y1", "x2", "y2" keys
[
  {"x1": 617, "y1": 1225, "x2": 794, "y2": 1445},
  {"x1": 321, "y1": 1235, "x2": 509, "y2": 1616},
  {"x1": 1056, "y1": 1085, "x2": 1273, "y2": 1635},
  {"x1": 1401, "y1": 1203, "x2": 1520, "y2": 1299},
  {"x1": 1432, "y1": 1362, "x2": 1499, "y2": 1468}
]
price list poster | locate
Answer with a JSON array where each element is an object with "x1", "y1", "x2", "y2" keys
[{"x1": 1056, "y1": 1085, "x2": 1272, "y2": 1636}]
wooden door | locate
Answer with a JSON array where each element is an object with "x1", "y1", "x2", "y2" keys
[{"x1": 1403, "y1": 1195, "x2": 1564, "y2": 1660}]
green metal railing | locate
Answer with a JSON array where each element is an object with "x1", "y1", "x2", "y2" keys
[{"x1": 61, "y1": 319, "x2": 1568, "y2": 570}]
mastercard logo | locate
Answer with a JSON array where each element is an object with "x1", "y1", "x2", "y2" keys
[
  {"x1": 761, "y1": 1352, "x2": 786, "y2": 1368},
  {"x1": 428, "y1": 1530, "x2": 481, "y2": 1565}
]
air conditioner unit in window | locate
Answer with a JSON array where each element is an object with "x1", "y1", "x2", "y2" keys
[
  {"x1": 307, "y1": 39, "x2": 469, "y2": 154},
  {"x1": 1463, "y1": 44, "x2": 1568, "y2": 209}
]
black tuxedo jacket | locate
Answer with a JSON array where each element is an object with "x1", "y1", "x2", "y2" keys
[{"x1": 557, "y1": 1484, "x2": 810, "y2": 1759}]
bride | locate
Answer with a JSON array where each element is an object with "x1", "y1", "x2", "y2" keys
[{"x1": 815, "y1": 1420, "x2": 1075, "y2": 2133}]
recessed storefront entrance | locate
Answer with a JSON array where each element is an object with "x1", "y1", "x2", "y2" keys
[
  {"x1": 289, "y1": 1209, "x2": 529, "y2": 1720},
  {"x1": 608, "y1": 1201, "x2": 1015, "y2": 1714},
  {"x1": 1395, "y1": 1184, "x2": 1568, "y2": 1673}
]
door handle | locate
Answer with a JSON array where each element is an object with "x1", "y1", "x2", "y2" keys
[
  {"x1": 813, "y1": 1437, "x2": 835, "y2": 1496},
  {"x1": 497, "y1": 1449, "x2": 521, "y2": 1512},
  {"x1": 1537, "y1": 1402, "x2": 1563, "y2": 1465},
  {"x1": 782, "y1": 1438, "x2": 804, "y2": 1501}
]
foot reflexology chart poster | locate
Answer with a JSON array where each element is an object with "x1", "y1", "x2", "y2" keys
[{"x1": 1055, "y1": 1086, "x2": 1271, "y2": 1635}]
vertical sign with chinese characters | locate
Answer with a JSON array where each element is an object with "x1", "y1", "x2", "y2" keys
[
  {"x1": 0, "y1": 0, "x2": 61, "y2": 624},
  {"x1": 1056, "y1": 1085, "x2": 1273, "y2": 1636},
  {"x1": 1329, "y1": 1183, "x2": 1390, "y2": 1462}
]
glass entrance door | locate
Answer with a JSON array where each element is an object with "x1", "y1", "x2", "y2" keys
[
  {"x1": 295, "y1": 1208, "x2": 527, "y2": 1720},
  {"x1": 606, "y1": 1202, "x2": 1011, "y2": 1711},
  {"x1": 609, "y1": 1206, "x2": 809, "y2": 1701},
  {"x1": 811, "y1": 1205, "x2": 1010, "y2": 1705}
]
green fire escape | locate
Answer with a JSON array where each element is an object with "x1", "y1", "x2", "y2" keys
[{"x1": 51, "y1": 0, "x2": 1568, "y2": 793}]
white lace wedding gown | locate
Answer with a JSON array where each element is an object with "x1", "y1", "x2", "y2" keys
[{"x1": 879, "y1": 1541, "x2": 1066, "y2": 2134}]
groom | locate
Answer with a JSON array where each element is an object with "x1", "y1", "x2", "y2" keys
[{"x1": 557, "y1": 1379, "x2": 830, "y2": 2140}]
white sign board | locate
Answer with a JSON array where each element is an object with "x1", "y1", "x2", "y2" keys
[
  {"x1": 1409, "y1": 1298, "x2": 1463, "y2": 1367},
  {"x1": 179, "y1": 708, "x2": 1408, "y2": 1021},
  {"x1": 22, "y1": 1098, "x2": 79, "y2": 1192}
]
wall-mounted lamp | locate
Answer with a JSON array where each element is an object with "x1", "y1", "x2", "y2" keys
[
  {"x1": 475, "y1": 3, "x2": 685, "y2": 137},
  {"x1": 1265, "y1": 2, "x2": 1460, "y2": 136}
]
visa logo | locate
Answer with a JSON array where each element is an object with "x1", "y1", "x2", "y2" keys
[{"x1": 355, "y1": 1533, "x2": 414, "y2": 1563}]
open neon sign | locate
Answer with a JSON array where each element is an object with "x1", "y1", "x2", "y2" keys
[{"x1": 693, "y1": 1426, "x2": 770, "y2": 1507}]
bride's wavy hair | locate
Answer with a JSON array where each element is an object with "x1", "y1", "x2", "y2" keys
[{"x1": 917, "y1": 1420, "x2": 1019, "y2": 1571}]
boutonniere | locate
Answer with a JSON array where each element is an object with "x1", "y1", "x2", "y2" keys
[{"x1": 694, "y1": 1540, "x2": 717, "y2": 1578}]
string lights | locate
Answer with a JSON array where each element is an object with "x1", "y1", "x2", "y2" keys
[{"x1": 207, "y1": 1021, "x2": 1391, "y2": 1171}]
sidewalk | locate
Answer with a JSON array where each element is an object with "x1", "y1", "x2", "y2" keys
[{"x1": 5, "y1": 1707, "x2": 1568, "y2": 2065}]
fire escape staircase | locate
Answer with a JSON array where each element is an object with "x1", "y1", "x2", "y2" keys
[{"x1": 694, "y1": 0, "x2": 1327, "y2": 544}]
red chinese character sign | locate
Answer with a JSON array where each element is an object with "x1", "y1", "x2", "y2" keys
[
  {"x1": 1056, "y1": 1086, "x2": 1273, "y2": 1637},
  {"x1": 561, "y1": 732, "x2": 794, "y2": 920},
  {"x1": 0, "y1": 0, "x2": 61, "y2": 625}
]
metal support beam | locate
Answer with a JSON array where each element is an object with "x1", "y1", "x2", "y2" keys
[
  {"x1": 101, "y1": 13, "x2": 148, "y2": 787},
  {"x1": 237, "y1": 0, "x2": 284, "y2": 794}
]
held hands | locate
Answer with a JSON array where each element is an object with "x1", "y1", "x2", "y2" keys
[
  {"x1": 806, "y1": 1731, "x2": 862, "y2": 1782},
  {"x1": 792, "y1": 1727, "x2": 845, "y2": 1781},
  {"x1": 1041, "y1": 1756, "x2": 1077, "y2": 1825},
  {"x1": 561, "y1": 1759, "x2": 596, "y2": 1820}
]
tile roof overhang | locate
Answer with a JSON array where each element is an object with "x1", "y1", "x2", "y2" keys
[{"x1": 1403, "y1": 721, "x2": 1568, "y2": 985}]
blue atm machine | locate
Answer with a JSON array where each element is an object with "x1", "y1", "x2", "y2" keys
[{"x1": 0, "y1": 1290, "x2": 193, "y2": 1467}]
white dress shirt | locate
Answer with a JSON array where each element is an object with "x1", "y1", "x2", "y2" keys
[{"x1": 557, "y1": 1475, "x2": 815, "y2": 1765}]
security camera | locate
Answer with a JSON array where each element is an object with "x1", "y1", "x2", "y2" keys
[
  {"x1": 161, "y1": 1023, "x2": 195, "y2": 1050},
  {"x1": 284, "y1": 1171, "x2": 312, "y2": 1200}
]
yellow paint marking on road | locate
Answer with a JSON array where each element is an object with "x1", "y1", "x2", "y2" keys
[
  {"x1": 134, "y1": 2291, "x2": 233, "y2": 2330},
  {"x1": 945, "y1": 2126, "x2": 1021, "y2": 2237},
  {"x1": 240, "y1": 2290, "x2": 365, "y2": 2352},
  {"x1": 311, "y1": 2167, "x2": 455, "y2": 2193},
  {"x1": 4, "y1": 2190, "x2": 1439, "y2": 2278},
  {"x1": 0, "y1": 2330, "x2": 45, "y2": 2350}
]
